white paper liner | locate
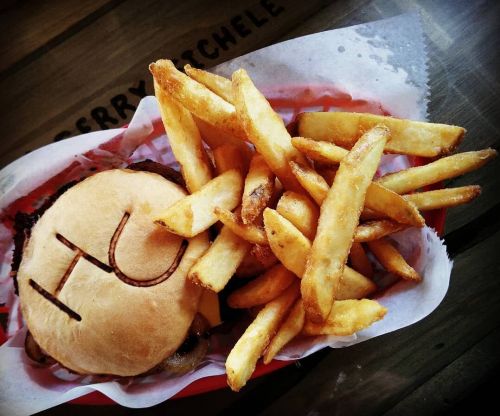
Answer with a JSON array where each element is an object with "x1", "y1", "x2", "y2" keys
[{"x1": 0, "y1": 13, "x2": 453, "y2": 416}]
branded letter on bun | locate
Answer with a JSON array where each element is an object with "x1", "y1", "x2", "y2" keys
[{"x1": 16, "y1": 169, "x2": 210, "y2": 376}]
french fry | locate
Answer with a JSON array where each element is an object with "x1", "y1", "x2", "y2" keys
[
  {"x1": 275, "y1": 191, "x2": 407, "y2": 243},
  {"x1": 242, "y1": 154, "x2": 275, "y2": 224},
  {"x1": 367, "y1": 238, "x2": 421, "y2": 281},
  {"x1": 232, "y1": 69, "x2": 309, "y2": 192},
  {"x1": 302, "y1": 299, "x2": 387, "y2": 336},
  {"x1": 185, "y1": 64, "x2": 233, "y2": 103},
  {"x1": 276, "y1": 191, "x2": 319, "y2": 240},
  {"x1": 263, "y1": 298, "x2": 305, "y2": 364},
  {"x1": 194, "y1": 115, "x2": 253, "y2": 159},
  {"x1": 154, "y1": 81, "x2": 212, "y2": 193},
  {"x1": 213, "y1": 143, "x2": 249, "y2": 176},
  {"x1": 289, "y1": 161, "x2": 329, "y2": 206},
  {"x1": 150, "y1": 59, "x2": 246, "y2": 139},
  {"x1": 292, "y1": 136, "x2": 347, "y2": 164},
  {"x1": 263, "y1": 208, "x2": 376, "y2": 299},
  {"x1": 227, "y1": 264, "x2": 295, "y2": 308},
  {"x1": 377, "y1": 149, "x2": 497, "y2": 194},
  {"x1": 226, "y1": 281, "x2": 300, "y2": 391},
  {"x1": 349, "y1": 242, "x2": 374, "y2": 279},
  {"x1": 189, "y1": 226, "x2": 251, "y2": 292},
  {"x1": 363, "y1": 182, "x2": 424, "y2": 227},
  {"x1": 263, "y1": 208, "x2": 311, "y2": 277},
  {"x1": 302, "y1": 125, "x2": 389, "y2": 323},
  {"x1": 403, "y1": 185, "x2": 481, "y2": 210},
  {"x1": 337, "y1": 267, "x2": 377, "y2": 301},
  {"x1": 292, "y1": 137, "x2": 425, "y2": 227},
  {"x1": 289, "y1": 162, "x2": 423, "y2": 227},
  {"x1": 214, "y1": 207, "x2": 268, "y2": 245},
  {"x1": 155, "y1": 169, "x2": 243, "y2": 237},
  {"x1": 354, "y1": 220, "x2": 408, "y2": 242},
  {"x1": 297, "y1": 112, "x2": 466, "y2": 157}
]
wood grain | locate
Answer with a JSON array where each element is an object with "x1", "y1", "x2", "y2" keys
[
  {"x1": 0, "y1": 0, "x2": 117, "y2": 75},
  {"x1": 383, "y1": 326, "x2": 500, "y2": 415},
  {"x1": 0, "y1": 0, "x2": 329, "y2": 168},
  {"x1": 4, "y1": 0, "x2": 500, "y2": 415}
]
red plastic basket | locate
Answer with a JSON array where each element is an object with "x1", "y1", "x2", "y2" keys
[{"x1": 0, "y1": 86, "x2": 446, "y2": 405}]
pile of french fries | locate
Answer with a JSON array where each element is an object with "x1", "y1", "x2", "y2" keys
[{"x1": 149, "y1": 59, "x2": 497, "y2": 392}]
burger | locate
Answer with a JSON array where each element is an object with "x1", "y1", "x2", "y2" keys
[{"x1": 12, "y1": 162, "x2": 216, "y2": 376}]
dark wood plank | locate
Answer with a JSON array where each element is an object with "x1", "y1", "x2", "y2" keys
[
  {"x1": 0, "y1": 0, "x2": 329, "y2": 168},
  {"x1": 0, "y1": 0, "x2": 116, "y2": 74},
  {"x1": 382, "y1": 325, "x2": 500, "y2": 416}
]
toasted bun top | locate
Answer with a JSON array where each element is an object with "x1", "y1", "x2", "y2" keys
[{"x1": 17, "y1": 169, "x2": 209, "y2": 376}]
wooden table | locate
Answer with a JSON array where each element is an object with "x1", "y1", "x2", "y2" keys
[{"x1": 1, "y1": 0, "x2": 499, "y2": 414}]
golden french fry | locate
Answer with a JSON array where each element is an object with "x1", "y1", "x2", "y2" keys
[
  {"x1": 360, "y1": 208, "x2": 384, "y2": 221},
  {"x1": 276, "y1": 191, "x2": 319, "y2": 240},
  {"x1": 275, "y1": 191, "x2": 406, "y2": 243},
  {"x1": 189, "y1": 226, "x2": 250, "y2": 292},
  {"x1": 289, "y1": 161, "x2": 329, "y2": 206},
  {"x1": 349, "y1": 242, "x2": 374, "y2": 279},
  {"x1": 150, "y1": 59, "x2": 246, "y2": 139},
  {"x1": 214, "y1": 207, "x2": 268, "y2": 245},
  {"x1": 154, "y1": 81, "x2": 212, "y2": 193},
  {"x1": 292, "y1": 136, "x2": 348, "y2": 164},
  {"x1": 354, "y1": 220, "x2": 408, "y2": 242},
  {"x1": 226, "y1": 281, "x2": 300, "y2": 392},
  {"x1": 184, "y1": 64, "x2": 233, "y2": 103},
  {"x1": 263, "y1": 208, "x2": 376, "y2": 299},
  {"x1": 377, "y1": 149, "x2": 497, "y2": 194},
  {"x1": 242, "y1": 154, "x2": 275, "y2": 224},
  {"x1": 263, "y1": 298, "x2": 305, "y2": 364},
  {"x1": 302, "y1": 125, "x2": 389, "y2": 323},
  {"x1": 263, "y1": 208, "x2": 311, "y2": 277},
  {"x1": 337, "y1": 267, "x2": 377, "y2": 301},
  {"x1": 289, "y1": 162, "x2": 422, "y2": 227},
  {"x1": 302, "y1": 299, "x2": 387, "y2": 336},
  {"x1": 227, "y1": 264, "x2": 295, "y2": 309},
  {"x1": 367, "y1": 238, "x2": 421, "y2": 281},
  {"x1": 403, "y1": 185, "x2": 481, "y2": 210},
  {"x1": 364, "y1": 182, "x2": 424, "y2": 227},
  {"x1": 194, "y1": 115, "x2": 253, "y2": 157},
  {"x1": 155, "y1": 169, "x2": 243, "y2": 237},
  {"x1": 297, "y1": 112, "x2": 465, "y2": 157},
  {"x1": 292, "y1": 137, "x2": 424, "y2": 226},
  {"x1": 213, "y1": 143, "x2": 250, "y2": 176},
  {"x1": 232, "y1": 68, "x2": 308, "y2": 192}
]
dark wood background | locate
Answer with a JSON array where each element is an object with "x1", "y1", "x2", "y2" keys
[{"x1": 1, "y1": 0, "x2": 499, "y2": 415}]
